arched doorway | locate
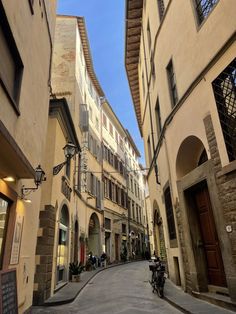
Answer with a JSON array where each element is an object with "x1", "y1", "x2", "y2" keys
[
  {"x1": 57, "y1": 204, "x2": 69, "y2": 284},
  {"x1": 176, "y1": 136, "x2": 208, "y2": 179},
  {"x1": 153, "y1": 201, "x2": 166, "y2": 261},
  {"x1": 176, "y1": 136, "x2": 227, "y2": 288},
  {"x1": 88, "y1": 213, "x2": 100, "y2": 257}
]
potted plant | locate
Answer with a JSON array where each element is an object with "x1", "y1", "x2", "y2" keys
[{"x1": 69, "y1": 261, "x2": 84, "y2": 282}]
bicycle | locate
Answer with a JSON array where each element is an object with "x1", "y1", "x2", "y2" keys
[{"x1": 149, "y1": 258, "x2": 166, "y2": 298}]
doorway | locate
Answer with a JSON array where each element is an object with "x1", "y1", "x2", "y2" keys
[{"x1": 191, "y1": 183, "x2": 227, "y2": 287}]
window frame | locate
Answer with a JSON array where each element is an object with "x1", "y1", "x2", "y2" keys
[
  {"x1": 0, "y1": 1, "x2": 24, "y2": 114},
  {"x1": 166, "y1": 59, "x2": 178, "y2": 108}
]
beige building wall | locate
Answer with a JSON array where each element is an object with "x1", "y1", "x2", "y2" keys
[
  {"x1": 126, "y1": 0, "x2": 236, "y2": 302},
  {"x1": 0, "y1": 1, "x2": 56, "y2": 312},
  {"x1": 102, "y1": 100, "x2": 128, "y2": 262},
  {"x1": 51, "y1": 15, "x2": 104, "y2": 267}
]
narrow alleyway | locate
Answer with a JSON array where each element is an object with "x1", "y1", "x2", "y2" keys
[{"x1": 31, "y1": 261, "x2": 234, "y2": 314}]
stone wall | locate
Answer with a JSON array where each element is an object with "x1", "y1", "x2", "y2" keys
[
  {"x1": 175, "y1": 204, "x2": 192, "y2": 292},
  {"x1": 33, "y1": 205, "x2": 56, "y2": 305},
  {"x1": 204, "y1": 114, "x2": 236, "y2": 300}
]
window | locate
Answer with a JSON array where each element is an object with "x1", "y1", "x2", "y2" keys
[
  {"x1": 194, "y1": 0, "x2": 218, "y2": 24},
  {"x1": 109, "y1": 123, "x2": 113, "y2": 137},
  {"x1": 212, "y1": 58, "x2": 236, "y2": 162},
  {"x1": 95, "y1": 117, "x2": 99, "y2": 131},
  {"x1": 136, "y1": 205, "x2": 139, "y2": 222},
  {"x1": 122, "y1": 224, "x2": 126, "y2": 234},
  {"x1": 104, "y1": 177, "x2": 109, "y2": 198},
  {"x1": 96, "y1": 180, "x2": 101, "y2": 208},
  {"x1": 157, "y1": 0, "x2": 165, "y2": 21},
  {"x1": 155, "y1": 98, "x2": 162, "y2": 136},
  {"x1": 147, "y1": 20, "x2": 151, "y2": 50},
  {"x1": 164, "y1": 187, "x2": 176, "y2": 240},
  {"x1": 132, "y1": 201, "x2": 135, "y2": 219},
  {"x1": 80, "y1": 104, "x2": 89, "y2": 132},
  {"x1": 167, "y1": 60, "x2": 178, "y2": 107},
  {"x1": 89, "y1": 106, "x2": 93, "y2": 121},
  {"x1": 108, "y1": 180, "x2": 112, "y2": 199},
  {"x1": 105, "y1": 218, "x2": 111, "y2": 230},
  {"x1": 150, "y1": 51, "x2": 155, "y2": 78},
  {"x1": 115, "y1": 131, "x2": 119, "y2": 143},
  {"x1": 0, "y1": 1, "x2": 23, "y2": 110},
  {"x1": 103, "y1": 113, "x2": 107, "y2": 128}
]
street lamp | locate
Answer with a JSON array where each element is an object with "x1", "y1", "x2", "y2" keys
[
  {"x1": 21, "y1": 165, "x2": 46, "y2": 197},
  {"x1": 53, "y1": 141, "x2": 77, "y2": 175}
]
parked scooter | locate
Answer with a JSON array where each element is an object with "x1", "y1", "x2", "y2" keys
[{"x1": 149, "y1": 257, "x2": 166, "y2": 298}]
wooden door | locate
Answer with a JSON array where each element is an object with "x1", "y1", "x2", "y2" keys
[{"x1": 194, "y1": 185, "x2": 227, "y2": 287}]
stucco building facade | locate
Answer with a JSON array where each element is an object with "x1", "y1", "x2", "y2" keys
[
  {"x1": 0, "y1": 0, "x2": 57, "y2": 312},
  {"x1": 125, "y1": 0, "x2": 236, "y2": 303}
]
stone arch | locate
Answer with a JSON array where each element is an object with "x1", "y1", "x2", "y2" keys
[
  {"x1": 88, "y1": 213, "x2": 101, "y2": 257},
  {"x1": 176, "y1": 136, "x2": 208, "y2": 179},
  {"x1": 153, "y1": 200, "x2": 166, "y2": 261}
]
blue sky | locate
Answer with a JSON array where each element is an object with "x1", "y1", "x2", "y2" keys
[{"x1": 57, "y1": 0, "x2": 145, "y2": 164}]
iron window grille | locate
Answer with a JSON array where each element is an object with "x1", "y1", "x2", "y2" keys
[
  {"x1": 195, "y1": 0, "x2": 218, "y2": 24},
  {"x1": 157, "y1": 0, "x2": 165, "y2": 21},
  {"x1": 167, "y1": 60, "x2": 178, "y2": 107},
  {"x1": 212, "y1": 58, "x2": 236, "y2": 162}
]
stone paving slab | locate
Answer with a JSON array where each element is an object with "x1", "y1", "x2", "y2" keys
[{"x1": 164, "y1": 280, "x2": 235, "y2": 314}]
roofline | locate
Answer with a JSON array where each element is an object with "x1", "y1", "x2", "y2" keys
[{"x1": 125, "y1": 0, "x2": 143, "y2": 136}]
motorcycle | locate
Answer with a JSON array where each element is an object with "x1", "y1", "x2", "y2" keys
[{"x1": 149, "y1": 258, "x2": 166, "y2": 298}]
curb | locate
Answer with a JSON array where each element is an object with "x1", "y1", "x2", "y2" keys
[{"x1": 163, "y1": 296, "x2": 192, "y2": 314}]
